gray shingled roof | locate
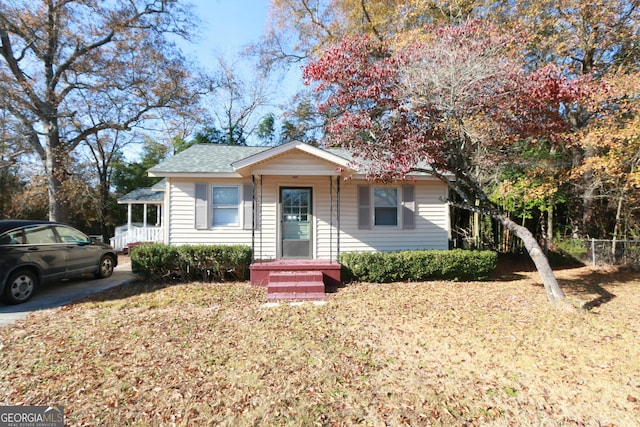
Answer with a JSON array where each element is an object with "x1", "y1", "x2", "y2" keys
[
  {"x1": 118, "y1": 187, "x2": 164, "y2": 203},
  {"x1": 147, "y1": 143, "x2": 357, "y2": 174},
  {"x1": 146, "y1": 143, "x2": 436, "y2": 177},
  {"x1": 148, "y1": 145, "x2": 270, "y2": 174},
  {"x1": 117, "y1": 179, "x2": 166, "y2": 203}
]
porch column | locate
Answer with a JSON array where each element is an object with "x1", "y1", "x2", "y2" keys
[
  {"x1": 251, "y1": 175, "x2": 255, "y2": 262},
  {"x1": 143, "y1": 203, "x2": 148, "y2": 227},
  {"x1": 330, "y1": 176, "x2": 333, "y2": 262},
  {"x1": 337, "y1": 177, "x2": 341, "y2": 260},
  {"x1": 127, "y1": 203, "x2": 132, "y2": 229}
]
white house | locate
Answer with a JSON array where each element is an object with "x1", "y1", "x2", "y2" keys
[{"x1": 127, "y1": 141, "x2": 451, "y2": 298}]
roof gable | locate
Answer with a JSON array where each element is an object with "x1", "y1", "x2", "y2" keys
[
  {"x1": 147, "y1": 142, "x2": 355, "y2": 177},
  {"x1": 232, "y1": 141, "x2": 354, "y2": 176},
  {"x1": 145, "y1": 141, "x2": 441, "y2": 180}
]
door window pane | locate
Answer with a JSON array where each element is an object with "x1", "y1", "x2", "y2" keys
[{"x1": 282, "y1": 189, "x2": 310, "y2": 222}]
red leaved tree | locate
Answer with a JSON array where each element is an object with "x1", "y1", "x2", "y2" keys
[{"x1": 304, "y1": 20, "x2": 589, "y2": 308}]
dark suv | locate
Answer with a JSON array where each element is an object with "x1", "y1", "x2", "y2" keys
[{"x1": 0, "y1": 220, "x2": 118, "y2": 304}]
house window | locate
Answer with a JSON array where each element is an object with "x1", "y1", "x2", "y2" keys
[
  {"x1": 357, "y1": 184, "x2": 415, "y2": 230},
  {"x1": 212, "y1": 186, "x2": 239, "y2": 226},
  {"x1": 373, "y1": 187, "x2": 398, "y2": 226}
]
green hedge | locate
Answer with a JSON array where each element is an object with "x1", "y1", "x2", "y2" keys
[
  {"x1": 130, "y1": 243, "x2": 252, "y2": 283},
  {"x1": 340, "y1": 249, "x2": 497, "y2": 282}
]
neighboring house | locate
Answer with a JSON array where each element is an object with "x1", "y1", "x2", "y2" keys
[{"x1": 126, "y1": 141, "x2": 451, "y2": 298}]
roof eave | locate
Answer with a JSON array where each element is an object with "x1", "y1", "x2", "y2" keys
[
  {"x1": 148, "y1": 172, "x2": 244, "y2": 178},
  {"x1": 231, "y1": 140, "x2": 354, "y2": 172}
]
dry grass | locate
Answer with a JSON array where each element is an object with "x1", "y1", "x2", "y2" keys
[{"x1": 1, "y1": 263, "x2": 639, "y2": 426}]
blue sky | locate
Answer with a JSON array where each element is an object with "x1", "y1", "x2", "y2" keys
[
  {"x1": 183, "y1": 0, "x2": 270, "y2": 70},
  {"x1": 175, "y1": 0, "x2": 304, "y2": 145}
]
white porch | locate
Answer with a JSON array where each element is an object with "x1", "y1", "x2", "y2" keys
[
  {"x1": 111, "y1": 181, "x2": 165, "y2": 252},
  {"x1": 110, "y1": 223, "x2": 164, "y2": 252}
]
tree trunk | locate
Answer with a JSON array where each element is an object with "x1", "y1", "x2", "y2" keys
[
  {"x1": 100, "y1": 174, "x2": 110, "y2": 243},
  {"x1": 547, "y1": 205, "x2": 553, "y2": 246},
  {"x1": 498, "y1": 213, "x2": 567, "y2": 306},
  {"x1": 45, "y1": 140, "x2": 69, "y2": 223},
  {"x1": 611, "y1": 188, "x2": 625, "y2": 261}
]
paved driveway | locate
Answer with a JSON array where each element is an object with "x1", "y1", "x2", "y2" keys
[{"x1": 0, "y1": 259, "x2": 135, "y2": 327}]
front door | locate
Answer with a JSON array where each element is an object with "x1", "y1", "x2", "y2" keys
[{"x1": 280, "y1": 187, "x2": 312, "y2": 258}]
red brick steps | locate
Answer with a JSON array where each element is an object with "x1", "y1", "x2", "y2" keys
[{"x1": 266, "y1": 270, "x2": 325, "y2": 300}]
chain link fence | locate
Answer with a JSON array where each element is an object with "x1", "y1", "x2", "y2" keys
[{"x1": 571, "y1": 239, "x2": 640, "y2": 268}]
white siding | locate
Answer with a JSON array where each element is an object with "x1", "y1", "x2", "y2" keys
[
  {"x1": 338, "y1": 179, "x2": 449, "y2": 253},
  {"x1": 167, "y1": 178, "x2": 255, "y2": 246},
  {"x1": 165, "y1": 175, "x2": 450, "y2": 259},
  {"x1": 254, "y1": 176, "x2": 277, "y2": 259}
]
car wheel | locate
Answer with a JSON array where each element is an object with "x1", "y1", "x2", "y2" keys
[
  {"x1": 95, "y1": 255, "x2": 115, "y2": 279},
  {"x1": 3, "y1": 270, "x2": 37, "y2": 305}
]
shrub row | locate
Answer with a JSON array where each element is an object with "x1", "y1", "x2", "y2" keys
[
  {"x1": 340, "y1": 249, "x2": 498, "y2": 283},
  {"x1": 130, "y1": 243, "x2": 252, "y2": 283}
]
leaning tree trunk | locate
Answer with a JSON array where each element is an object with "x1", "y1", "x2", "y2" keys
[{"x1": 497, "y1": 213, "x2": 567, "y2": 306}]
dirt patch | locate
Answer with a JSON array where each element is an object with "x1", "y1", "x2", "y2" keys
[{"x1": 1, "y1": 265, "x2": 639, "y2": 426}]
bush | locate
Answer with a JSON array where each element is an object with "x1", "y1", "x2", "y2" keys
[
  {"x1": 340, "y1": 249, "x2": 497, "y2": 283},
  {"x1": 130, "y1": 243, "x2": 181, "y2": 282},
  {"x1": 131, "y1": 243, "x2": 252, "y2": 283},
  {"x1": 555, "y1": 239, "x2": 588, "y2": 260}
]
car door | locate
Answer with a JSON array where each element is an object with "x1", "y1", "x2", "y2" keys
[
  {"x1": 53, "y1": 225, "x2": 98, "y2": 275},
  {"x1": 22, "y1": 224, "x2": 67, "y2": 283}
]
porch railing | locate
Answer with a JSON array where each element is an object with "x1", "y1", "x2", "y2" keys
[{"x1": 109, "y1": 226, "x2": 163, "y2": 252}]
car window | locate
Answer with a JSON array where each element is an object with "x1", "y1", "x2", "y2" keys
[
  {"x1": 0, "y1": 230, "x2": 25, "y2": 245},
  {"x1": 54, "y1": 226, "x2": 90, "y2": 243},
  {"x1": 24, "y1": 225, "x2": 58, "y2": 244}
]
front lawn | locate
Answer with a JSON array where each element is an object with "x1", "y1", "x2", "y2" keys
[{"x1": 1, "y1": 264, "x2": 639, "y2": 426}]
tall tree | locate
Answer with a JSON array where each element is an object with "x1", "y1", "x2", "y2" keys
[
  {"x1": 0, "y1": 111, "x2": 27, "y2": 218},
  {"x1": 490, "y1": 0, "x2": 640, "y2": 237},
  {"x1": 0, "y1": 0, "x2": 201, "y2": 222},
  {"x1": 112, "y1": 138, "x2": 168, "y2": 198},
  {"x1": 256, "y1": 113, "x2": 277, "y2": 146},
  {"x1": 83, "y1": 128, "x2": 136, "y2": 240},
  {"x1": 577, "y1": 71, "x2": 640, "y2": 241},
  {"x1": 280, "y1": 96, "x2": 325, "y2": 145},
  {"x1": 208, "y1": 56, "x2": 272, "y2": 146},
  {"x1": 257, "y1": 0, "x2": 488, "y2": 70},
  {"x1": 304, "y1": 22, "x2": 588, "y2": 307}
]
